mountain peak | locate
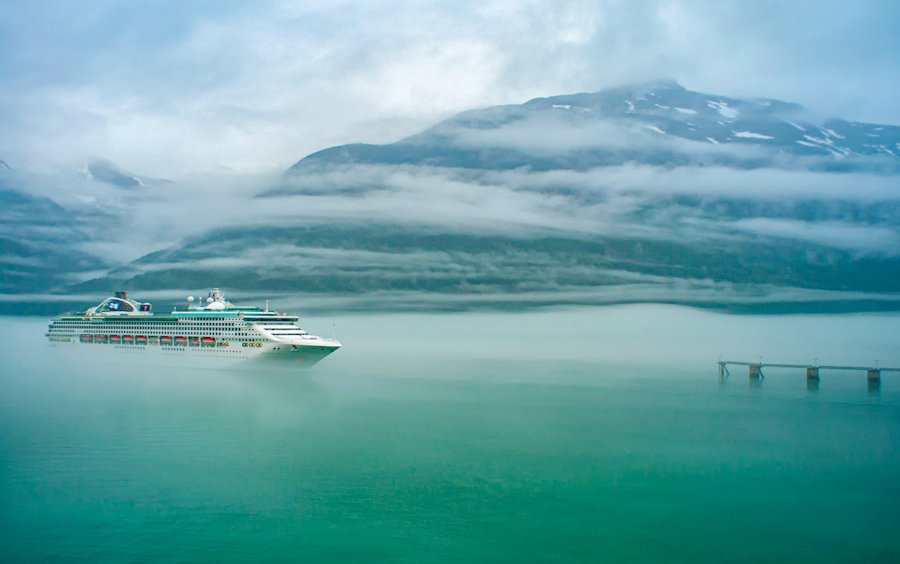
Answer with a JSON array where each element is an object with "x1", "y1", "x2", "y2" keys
[
  {"x1": 524, "y1": 79, "x2": 684, "y2": 107},
  {"x1": 286, "y1": 81, "x2": 900, "y2": 176},
  {"x1": 83, "y1": 158, "x2": 173, "y2": 188},
  {"x1": 85, "y1": 159, "x2": 143, "y2": 188},
  {"x1": 613, "y1": 78, "x2": 685, "y2": 93}
]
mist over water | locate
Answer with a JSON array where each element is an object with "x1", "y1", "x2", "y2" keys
[{"x1": 2, "y1": 306, "x2": 899, "y2": 562}]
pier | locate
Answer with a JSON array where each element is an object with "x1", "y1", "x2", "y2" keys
[{"x1": 718, "y1": 360, "x2": 900, "y2": 391}]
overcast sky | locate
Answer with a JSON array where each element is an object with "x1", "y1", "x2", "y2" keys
[{"x1": 1, "y1": 0, "x2": 898, "y2": 176}]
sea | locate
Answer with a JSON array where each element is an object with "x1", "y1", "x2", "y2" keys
[{"x1": 1, "y1": 305, "x2": 899, "y2": 562}]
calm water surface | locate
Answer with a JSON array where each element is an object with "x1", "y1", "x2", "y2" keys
[{"x1": 1, "y1": 306, "x2": 899, "y2": 562}]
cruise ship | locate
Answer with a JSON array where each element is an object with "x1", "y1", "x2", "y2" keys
[{"x1": 45, "y1": 289, "x2": 341, "y2": 366}]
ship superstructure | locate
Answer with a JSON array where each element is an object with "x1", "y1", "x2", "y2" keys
[{"x1": 45, "y1": 289, "x2": 341, "y2": 366}]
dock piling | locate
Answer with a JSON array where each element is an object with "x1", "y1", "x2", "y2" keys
[
  {"x1": 717, "y1": 361, "x2": 729, "y2": 379},
  {"x1": 749, "y1": 363, "x2": 762, "y2": 380}
]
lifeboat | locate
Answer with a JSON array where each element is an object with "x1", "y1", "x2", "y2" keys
[
  {"x1": 95, "y1": 334, "x2": 108, "y2": 344},
  {"x1": 148, "y1": 336, "x2": 159, "y2": 345},
  {"x1": 122, "y1": 335, "x2": 134, "y2": 344},
  {"x1": 188, "y1": 336, "x2": 200, "y2": 347},
  {"x1": 135, "y1": 335, "x2": 148, "y2": 345},
  {"x1": 174, "y1": 336, "x2": 187, "y2": 346},
  {"x1": 80, "y1": 334, "x2": 93, "y2": 343},
  {"x1": 160, "y1": 335, "x2": 174, "y2": 345},
  {"x1": 109, "y1": 335, "x2": 121, "y2": 343},
  {"x1": 201, "y1": 336, "x2": 216, "y2": 347}
]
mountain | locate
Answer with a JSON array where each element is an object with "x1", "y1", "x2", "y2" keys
[
  {"x1": 85, "y1": 158, "x2": 173, "y2": 188},
  {"x1": 281, "y1": 80, "x2": 900, "y2": 184},
  {"x1": 65, "y1": 82, "x2": 900, "y2": 314},
  {"x1": 0, "y1": 160, "x2": 154, "y2": 300},
  {"x1": 70, "y1": 220, "x2": 900, "y2": 314},
  {"x1": 0, "y1": 189, "x2": 110, "y2": 295}
]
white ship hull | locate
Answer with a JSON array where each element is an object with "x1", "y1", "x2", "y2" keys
[{"x1": 48, "y1": 338, "x2": 339, "y2": 367}]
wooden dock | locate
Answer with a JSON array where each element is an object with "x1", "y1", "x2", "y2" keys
[{"x1": 718, "y1": 360, "x2": 899, "y2": 389}]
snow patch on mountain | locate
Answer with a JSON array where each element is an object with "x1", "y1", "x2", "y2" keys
[
  {"x1": 865, "y1": 144, "x2": 896, "y2": 156},
  {"x1": 707, "y1": 100, "x2": 739, "y2": 119},
  {"x1": 733, "y1": 131, "x2": 774, "y2": 140},
  {"x1": 803, "y1": 134, "x2": 835, "y2": 147}
]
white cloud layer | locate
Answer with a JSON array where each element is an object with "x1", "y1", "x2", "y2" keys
[{"x1": 0, "y1": 0, "x2": 898, "y2": 176}]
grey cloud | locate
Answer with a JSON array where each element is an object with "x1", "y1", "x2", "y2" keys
[
  {"x1": 732, "y1": 218, "x2": 900, "y2": 255},
  {"x1": 267, "y1": 161, "x2": 900, "y2": 233},
  {"x1": 1, "y1": 1, "x2": 898, "y2": 175},
  {"x1": 9, "y1": 153, "x2": 896, "y2": 267}
]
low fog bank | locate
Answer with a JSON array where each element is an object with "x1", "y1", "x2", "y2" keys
[
  {"x1": 4, "y1": 285, "x2": 900, "y2": 318},
  {"x1": 4, "y1": 304, "x2": 900, "y2": 378}
]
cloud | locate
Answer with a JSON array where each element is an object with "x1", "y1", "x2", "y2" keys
[
  {"x1": 249, "y1": 161, "x2": 900, "y2": 255},
  {"x1": 8, "y1": 145, "x2": 899, "y2": 267},
  {"x1": 440, "y1": 111, "x2": 780, "y2": 162},
  {"x1": 732, "y1": 218, "x2": 900, "y2": 255},
  {"x1": 496, "y1": 164, "x2": 900, "y2": 202},
  {"x1": 0, "y1": 1, "x2": 898, "y2": 175}
]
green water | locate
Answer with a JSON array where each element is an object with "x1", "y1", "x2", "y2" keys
[{"x1": 2, "y1": 307, "x2": 899, "y2": 562}]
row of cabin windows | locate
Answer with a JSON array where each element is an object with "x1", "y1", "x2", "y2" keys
[
  {"x1": 57, "y1": 332, "x2": 261, "y2": 339},
  {"x1": 53, "y1": 325, "x2": 256, "y2": 335},
  {"x1": 55, "y1": 324, "x2": 253, "y2": 330}
]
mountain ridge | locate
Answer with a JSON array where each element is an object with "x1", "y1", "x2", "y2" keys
[
  {"x1": 85, "y1": 158, "x2": 174, "y2": 188},
  {"x1": 282, "y1": 81, "x2": 900, "y2": 184}
]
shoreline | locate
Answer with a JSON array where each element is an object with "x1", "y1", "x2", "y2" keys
[{"x1": 3, "y1": 294, "x2": 900, "y2": 318}]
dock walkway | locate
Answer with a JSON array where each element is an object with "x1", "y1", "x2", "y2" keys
[{"x1": 718, "y1": 360, "x2": 898, "y2": 388}]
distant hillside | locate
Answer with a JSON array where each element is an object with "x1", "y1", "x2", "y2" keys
[{"x1": 0, "y1": 189, "x2": 109, "y2": 293}]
